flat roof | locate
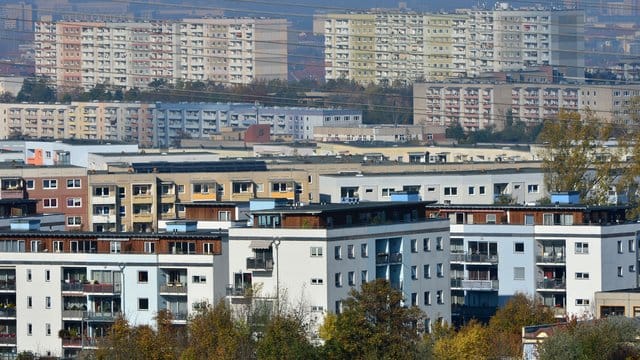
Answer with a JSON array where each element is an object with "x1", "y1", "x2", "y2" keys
[
  {"x1": 322, "y1": 166, "x2": 543, "y2": 177},
  {"x1": 425, "y1": 203, "x2": 629, "y2": 211},
  {"x1": 251, "y1": 201, "x2": 437, "y2": 215}
]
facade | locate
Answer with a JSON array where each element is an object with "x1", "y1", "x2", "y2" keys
[
  {"x1": 414, "y1": 82, "x2": 640, "y2": 130},
  {"x1": 0, "y1": 230, "x2": 225, "y2": 359},
  {"x1": 424, "y1": 198, "x2": 639, "y2": 324},
  {"x1": 0, "y1": 140, "x2": 139, "y2": 167},
  {"x1": 34, "y1": 18, "x2": 288, "y2": 90},
  {"x1": 321, "y1": 6, "x2": 584, "y2": 85},
  {"x1": 227, "y1": 201, "x2": 451, "y2": 333},
  {"x1": 313, "y1": 124, "x2": 446, "y2": 143},
  {"x1": 318, "y1": 168, "x2": 546, "y2": 205}
]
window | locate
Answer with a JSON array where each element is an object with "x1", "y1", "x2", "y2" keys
[
  {"x1": 193, "y1": 183, "x2": 210, "y2": 194},
  {"x1": 436, "y1": 290, "x2": 444, "y2": 304},
  {"x1": 177, "y1": 184, "x2": 185, "y2": 193},
  {"x1": 444, "y1": 187, "x2": 458, "y2": 196},
  {"x1": 335, "y1": 272, "x2": 342, "y2": 287},
  {"x1": 514, "y1": 267, "x2": 525, "y2": 280},
  {"x1": 486, "y1": 214, "x2": 497, "y2": 224},
  {"x1": 138, "y1": 271, "x2": 148, "y2": 283},
  {"x1": 94, "y1": 187, "x2": 110, "y2": 196},
  {"x1": 630, "y1": 265, "x2": 636, "y2": 273},
  {"x1": 436, "y1": 263, "x2": 443, "y2": 277},
  {"x1": 468, "y1": 186, "x2": 475, "y2": 195},
  {"x1": 436, "y1": 237, "x2": 443, "y2": 251},
  {"x1": 310, "y1": 246, "x2": 323, "y2": 257},
  {"x1": 630, "y1": 239, "x2": 636, "y2": 253},
  {"x1": 527, "y1": 184, "x2": 539, "y2": 193},
  {"x1": 192, "y1": 275, "x2": 206, "y2": 283},
  {"x1": 514, "y1": 242, "x2": 524, "y2": 253},
  {"x1": 203, "y1": 243, "x2": 215, "y2": 254},
  {"x1": 46, "y1": 323, "x2": 51, "y2": 336},
  {"x1": 334, "y1": 246, "x2": 342, "y2": 260},
  {"x1": 311, "y1": 278, "x2": 324, "y2": 285},
  {"x1": 575, "y1": 299, "x2": 590, "y2": 306},
  {"x1": 144, "y1": 242, "x2": 155, "y2": 254},
  {"x1": 27, "y1": 323, "x2": 32, "y2": 336},
  {"x1": 479, "y1": 186, "x2": 486, "y2": 195},
  {"x1": 618, "y1": 266, "x2": 623, "y2": 277},
  {"x1": 618, "y1": 240, "x2": 623, "y2": 253},
  {"x1": 53, "y1": 241, "x2": 63, "y2": 252},
  {"x1": 423, "y1": 264, "x2": 431, "y2": 278},
  {"x1": 361, "y1": 243, "x2": 368, "y2": 257},
  {"x1": 381, "y1": 188, "x2": 395, "y2": 197},
  {"x1": 43, "y1": 198, "x2": 58, "y2": 208},
  {"x1": 66, "y1": 179, "x2": 81, "y2": 188},
  {"x1": 27, "y1": 296, "x2": 32, "y2": 308},
  {"x1": 335, "y1": 300, "x2": 342, "y2": 314},
  {"x1": 411, "y1": 266, "x2": 418, "y2": 280},
  {"x1": 26, "y1": 269, "x2": 31, "y2": 282},
  {"x1": 424, "y1": 291, "x2": 431, "y2": 305},
  {"x1": 271, "y1": 183, "x2": 287, "y2": 192},
  {"x1": 45, "y1": 296, "x2": 51, "y2": 309},
  {"x1": 43, "y1": 179, "x2": 57, "y2": 189},
  {"x1": 576, "y1": 272, "x2": 590, "y2": 279},
  {"x1": 361, "y1": 270, "x2": 368, "y2": 284},
  {"x1": 411, "y1": 293, "x2": 417, "y2": 306},
  {"x1": 119, "y1": 187, "x2": 125, "y2": 199},
  {"x1": 575, "y1": 242, "x2": 589, "y2": 254},
  {"x1": 347, "y1": 244, "x2": 355, "y2": 259},
  {"x1": 26, "y1": 179, "x2": 34, "y2": 189},
  {"x1": 138, "y1": 298, "x2": 149, "y2": 310},
  {"x1": 110, "y1": 242, "x2": 121, "y2": 254},
  {"x1": 348, "y1": 271, "x2": 355, "y2": 286},
  {"x1": 424, "y1": 238, "x2": 431, "y2": 252},
  {"x1": 218, "y1": 211, "x2": 230, "y2": 221},
  {"x1": 66, "y1": 197, "x2": 82, "y2": 207},
  {"x1": 524, "y1": 214, "x2": 534, "y2": 225},
  {"x1": 233, "y1": 182, "x2": 251, "y2": 193},
  {"x1": 410, "y1": 239, "x2": 417, "y2": 253},
  {"x1": 67, "y1": 216, "x2": 82, "y2": 226},
  {"x1": 45, "y1": 270, "x2": 50, "y2": 282},
  {"x1": 132, "y1": 185, "x2": 151, "y2": 196}
]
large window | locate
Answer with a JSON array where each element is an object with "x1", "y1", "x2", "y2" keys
[{"x1": 43, "y1": 179, "x2": 57, "y2": 189}]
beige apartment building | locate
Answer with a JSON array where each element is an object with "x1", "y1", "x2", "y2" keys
[
  {"x1": 34, "y1": 18, "x2": 288, "y2": 90},
  {"x1": 0, "y1": 102, "x2": 154, "y2": 146},
  {"x1": 414, "y1": 82, "x2": 640, "y2": 130}
]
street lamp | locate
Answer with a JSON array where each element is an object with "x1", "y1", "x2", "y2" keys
[
  {"x1": 271, "y1": 237, "x2": 281, "y2": 312},
  {"x1": 118, "y1": 263, "x2": 125, "y2": 316}
]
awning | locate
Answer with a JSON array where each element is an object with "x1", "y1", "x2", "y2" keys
[{"x1": 249, "y1": 240, "x2": 272, "y2": 249}]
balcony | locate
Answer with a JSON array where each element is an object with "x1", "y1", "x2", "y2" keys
[
  {"x1": 550, "y1": 306, "x2": 566, "y2": 318},
  {"x1": 91, "y1": 194, "x2": 116, "y2": 205},
  {"x1": 92, "y1": 214, "x2": 116, "y2": 224},
  {"x1": 84, "y1": 311, "x2": 121, "y2": 321},
  {"x1": 83, "y1": 283, "x2": 121, "y2": 294},
  {"x1": 536, "y1": 255, "x2": 566, "y2": 264},
  {"x1": 376, "y1": 252, "x2": 402, "y2": 264},
  {"x1": 132, "y1": 193, "x2": 153, "y2": 204},
  {"x1": 0, "y1": 308, "x2": 15, "y2": 318},
  {"x1": 159, "y1": 283, "x2": 187, "y2": 294},
  {"x1": 451, "y1": 278, "x2": 499, "y2": 291},
  {"x1": 246, "y1": 258, "x2": 273, "y2": 271},
  {"x1": 62, "y1": 338, "x2": 83, "y2": 347},
  {"x1": 0, "y1": 334, "x2": 16, "y2": 345},
  {"x1": 132, "y1": 213, "x2": 153, "y2": 222},
  {"x1": 62, "y1": 309, "x2": 85, "y2": 319},
  {"x1": 450, "y1": 253, "x2": 498, "y2": 264},
  {"x1": 0, "y1": 279, "x2": 15, "y2": 292},
  {"x1": 536, "y1": 279, "x2": 566, "y2": 291},
  {"x1": 62, "y1": 282, "x2": 84, "y2": 293}
]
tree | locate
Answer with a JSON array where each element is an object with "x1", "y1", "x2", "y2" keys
[
  {"x1": 432, "y1": 320, "x2": 491, "y2": 360},
  {"x1": 325, "y1": 279, "x2": 425, "y2": 360},
  {"x1": 538, "y1": 317, "x2": 640, "y2": 360},
  {"x1": 16, "y1": 78, "x2": 55, "y2": 102},
  {"x1": 486, "y1": 293, "x2": 556, "y2": 358},
  {"x1": 256, "y1": 314, "x2": 318, "y2": 360}
]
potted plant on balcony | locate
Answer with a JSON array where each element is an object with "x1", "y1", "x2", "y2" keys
[{"x1": 58, "y1": 329, "x2": 70, "y2": 339}]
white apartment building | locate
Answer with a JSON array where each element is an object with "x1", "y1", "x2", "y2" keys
[
  {"x1": 34, "y1": 18, "x2": 288, "y2": 91},
  {"x1": 0, "y1": 230, "x2": 226, "y2": 359},
  {"x1": 425, "y1": 195, "x2": 639, "y2": 325},
  {"x1": 227, "y1": 201, "x2": 451, "y2": 334},
  {"x1": 318, "y1": 168, "x2": 546, "y2": 205},
  {"x1": 321, "y1": 5, "x2": 584, "y2": 85}
]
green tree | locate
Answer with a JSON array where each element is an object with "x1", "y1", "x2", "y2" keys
[
  {"x1": 326, "y1": 279, "x2": 424, "y2": 360},
  {"x1": 256, "y1": 314, "x2": 318, "y2": 360},
  {"x1": 487, "y1": 293, "x2": 556, "y2": 358},
  {"x1": 538, "y1": 317, "x2": 640, "y2": 360},
  {"x1": 16, "y1": 78, "x2": 55, "y2": 102},
  {"x1": 432, "y1": 320, "x2": 491, "y2": 360}
]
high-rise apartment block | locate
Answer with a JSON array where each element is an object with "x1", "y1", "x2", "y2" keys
[
  {"x1": 34, "y1": 18, "x2": 288, "y2": 90},
  {"x1": 320, "y1": 5, "x2": 584, "y2": 85}
]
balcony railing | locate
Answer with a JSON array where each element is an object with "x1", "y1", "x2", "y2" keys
[
  {"x1": 376, "y1": 252, "x2": 402, "y2": 264},
  {"x1": 0, "y1": 334, "x2": 16, "y2": 344},
  {"x1": 451, "y1": 278, "x2": 499, "y2": 290},
  {"x1": 84, "y1": 311, "x2": 121, "y2": 321},
  {"x1": 0, "y1": 280, "x2": 15, "y2": 291},
  {"x1": 159, "y1": 283, "x2": 187, "y2": 294},
  {"x1": 62, "y1": 338, "x2": 83, "y2": 347},
  {"x1": 0, "y1": 309, "x2": 16, "y2": 318},
  {"x1": 537, "y1": 279, "x2": 566, "y2": 290},
  {"x1": 62, "y1": 309, "x2": 85, "y2": 319},
  {"x1": 451, "y1": 253, "x2": 498, "y2": 263},
  {"x1": 170, "y1": 312, "x2": 188, "y2": 321},
  {"x1": 536, "y1": 255, "x2": 566, "y2": 264},
  {"x1": 247, "y1": 258, "x2": 273, "y2": 271},
  {"x1": 84, "y1": 283, "x2": 121, "y2": 294},
  {"x1": 62, "y1": 282, "x2": 84, "y2": 292}
]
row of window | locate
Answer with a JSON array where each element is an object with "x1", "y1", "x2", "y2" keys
[
  {"x1": 94, "y1": 182, "x2": 296, "y2": 197},
  {"x1": 28, "y1": 178, "x2": 82, "y2": 190},
  {"x1": 42, "y1": 197, "x2": 83, "y2": 209},
  {"x1": 330, "y1": 237, "x2": 445, "y2": 260}
]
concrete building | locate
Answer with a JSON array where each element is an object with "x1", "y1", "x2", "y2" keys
[
  {"x1": 425, "y1": 194, "x2": 639, "y2": 324},
  {"x1": 313, "y1": 124, "x2": 446, "y2": 143},
  {"x1": 594, "y1": 289, "x2": 640, "y2": 318},
  {"x1": 0, "y1": 229, "x2": 225, "y2": 359},
  {"x1": 0, "y1": 140, "x2": 139, "y2": 167},
  {"x1": 34, "y1": 18, "x2": 288, "y2": 90},
  {"x1": 227, "y1": 200, "x2": 451, "y2": 334}
]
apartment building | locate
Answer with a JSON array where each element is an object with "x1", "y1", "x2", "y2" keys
[
  {"x1": 0, "y1": 228, "x2": 225, "y2": 359},
  {"x1": 86, "y1": 162, "x2": 311, "y2": 232},
  {"x1": 227, "y1": 200, "x2": 451, "y2": 334},
  {"x1": 153, "y1": 102, "x2": 361, "y2": 147},
  {"x1": 321, "y1": 5, "x2": 584, "y2": 85},
  {"x1": 414, "y1": 82, "x2": 640, "y2": 130},
  {"x1": 424, "y1": 193, "x2": 639, "y2": 325},
  {"x1": 313, "y1": 124, "x2": 445, "y2": 143},
  {"x1": 0, "y1": 140, "x2": 139, "y2": 167},
  {"x1": 34, "y1": 18, "x2": 288, "y2": 90},
  {"x1": 0, "y1": 102, "x2": 154, "y2": 146},
  {"x1": 318, "y1": 168, "x2": 546, "y2": 205}
]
